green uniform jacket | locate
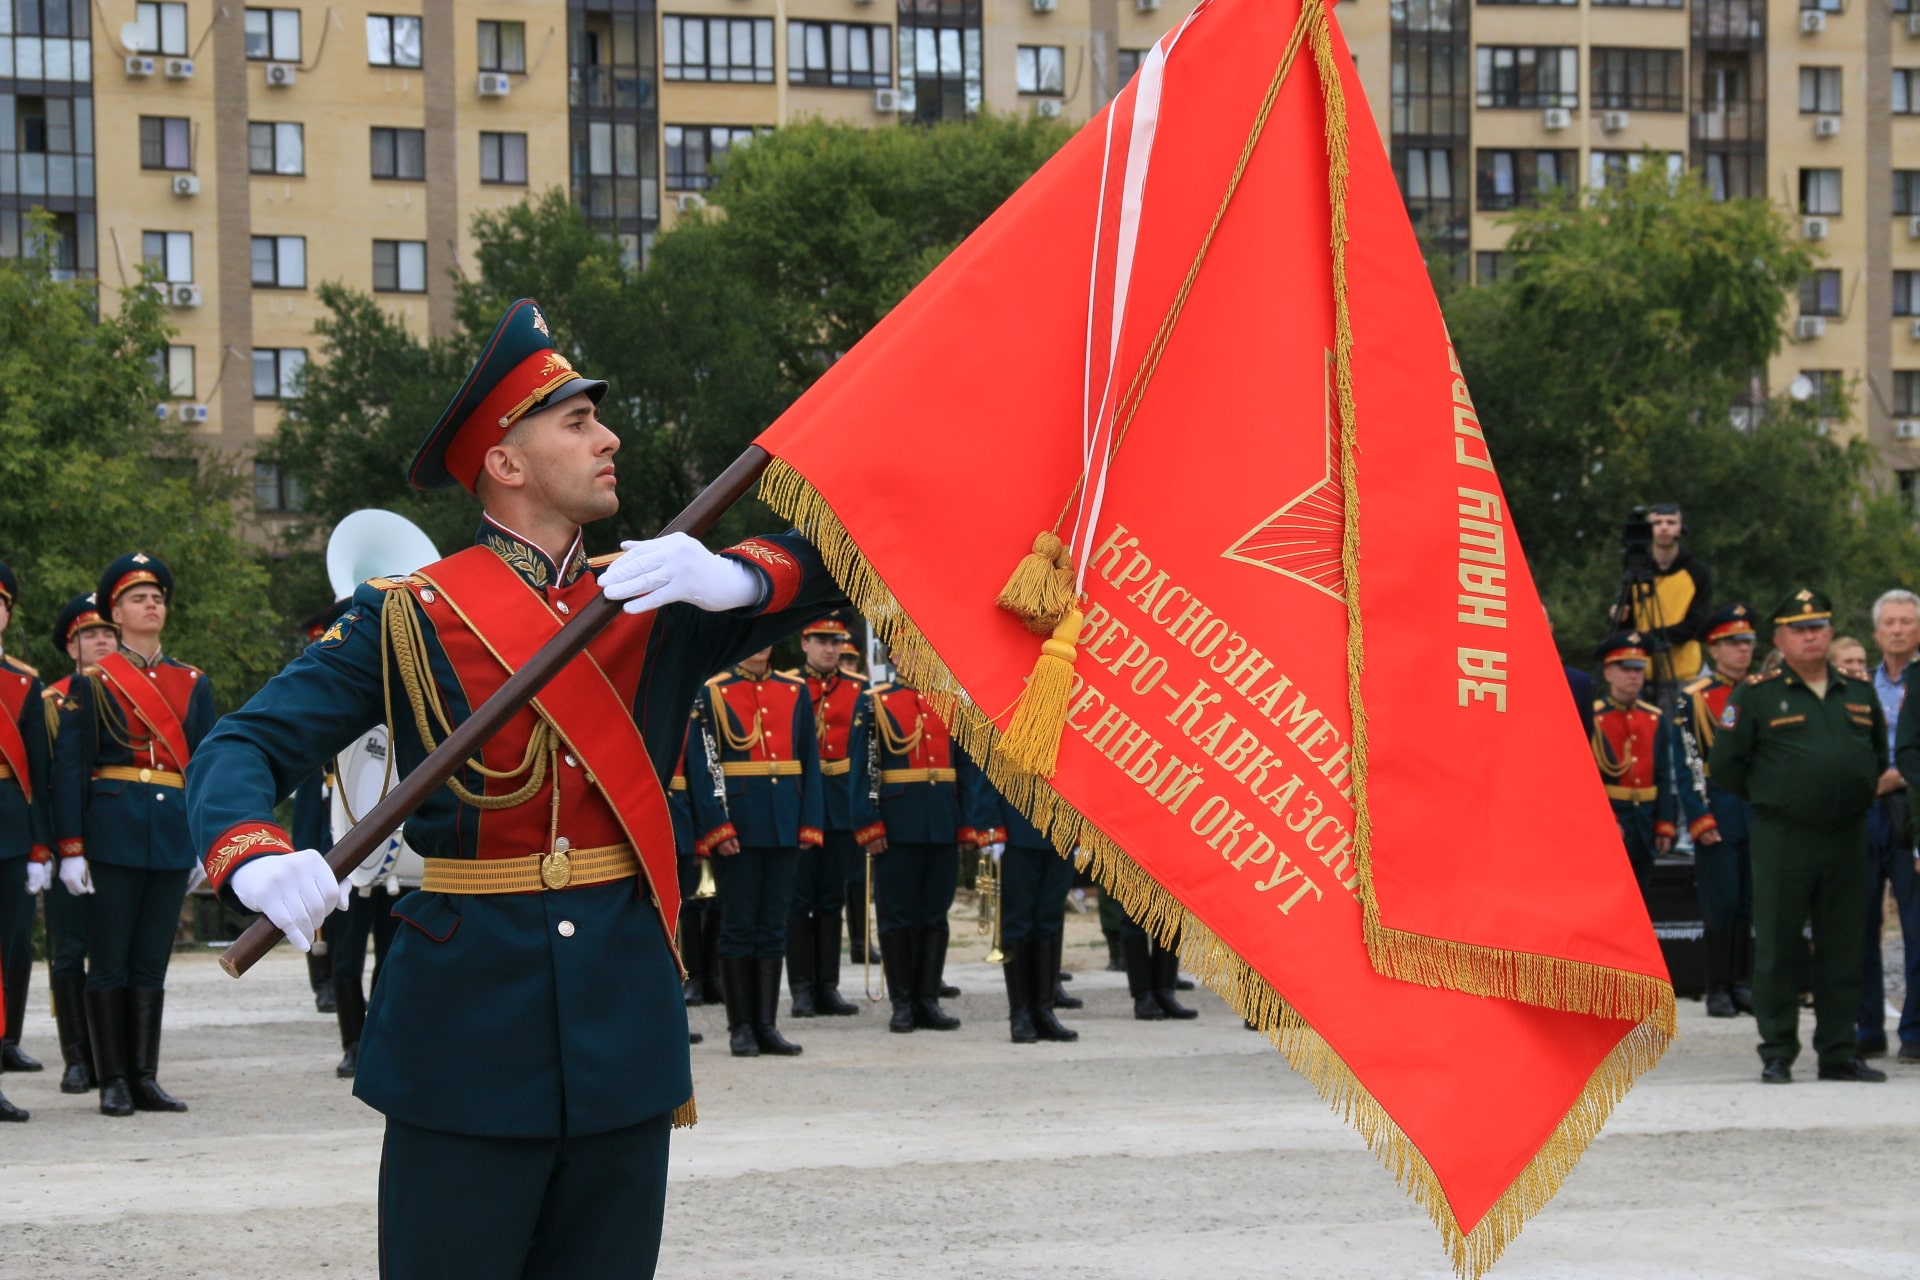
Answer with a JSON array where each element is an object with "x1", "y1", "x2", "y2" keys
[{"x1": 1708, "y1": 665, "x2": 1886, "y2": 830}]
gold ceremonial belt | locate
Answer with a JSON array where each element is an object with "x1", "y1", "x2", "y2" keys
[
  {"x1": 721, "y1": 761, "x2": 804, "y2": 777},
  {"x1": 94, "y1": 765, "x2": 185, "y2": 789},
  {"x1": 0, "y1": 763, "x2": 11, "y2": 780},
  {"x1": 670, "y1": 777, "x2": 688, "y2": 791},
  {"x1": 421, "y1": 843, "x2": 639, "y2": 895},
  {"x1": 820, "y1": 759, "x2": 852, "y2": 776},
  {"x1": 882, "y1": 768, "x2": 958, "y2": 784},
  {"x1": 1603, "y1": 784, "x2": 1657, "y2": 803}
]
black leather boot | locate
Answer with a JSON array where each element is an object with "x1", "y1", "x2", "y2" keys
[
  {"x1": 752, "y1": 955, "x2": 803, "y2": 1055},
  {"x1": 1703, "y1": 927, "x2": 1737, "y2": 1018},
  {"x1": 1104, "y1": 928, "x2": 1124, "y2": 972},
  {"x1": 1047, "y1": 933, "x2": 1083, "y2": 1009},
  {"x1": 1124, "y1": 934, "x2": 1166, "y2": 1021},
  {"x1": 1030, "y1": 936, "x2": 1078, "y2": 1042},
  {"x1": 679, "y1": 906, "x2": 705, "y2": 1007},
  {"x1": 51, "y1": 971, "x2": 95, "y2": 1093},
  {"x1": 2, "y1": 954, "x2": 41, "y2": 1071},
  {"x1": 129, "y1": 988, "x2": 188, "y2": 1111},
  {"x1": 1003, "y1": 936, "x2": 1037, "y2": 1043},
  {"x1": 914, "y1": 925, "x2": 961, "y2": 1030},
  {"x1": 335, "y1": 978, "x2": 367, "y2": 1078},
  {"x1": 308, "y1": 947, "x2": 335, "y2": 1014},
  {"x1": 813, "y1": 911, "x2": 859, "y2": 1015},
  {"x1": 86, "y1": 988, "x2": 134, "y2": 1117},
  {"x1": 1152, "y1": 941, "x2": 1198, "y2": 1019},
  {"x1": 0, "y1": 1084, "x2": 24, "y2": 1121},
  {"x1": 721, "y1": 956, "x2": 759, "y2": 1057},
  {"x1": 880, "y1": 928, "x2": 916, "y2": 1032},
  {"x1": 786, "y1": 914, "x2": 817, "y2": 1017},
  {"x1": 934, "y1": 922, "x2": 961, "y2": 999}
]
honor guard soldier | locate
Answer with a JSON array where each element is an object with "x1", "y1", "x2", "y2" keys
[
  {"x1": 787, "y1": 615, "x2": 865, "y2": 1018},
  {"x1": 1712, "y1": 589, "x2": 1887, "y2": 1084},
  {"x1": 1590, "y1": 632, "x2": 1714, "y2": 903},
  {"x1": 967, "y1": 775, "x2": 1078, "y2": 1044},
  {"x1": 40, "y1": 594, "x2": 120, "y2": 1096},
  {"x1": 686, "y1": 647, "x2": 824, "y2": 1057},
  {"x1": 53, "y1": 551, "x2": 214, "y2": 1117},
  {"x1": 670, "y1": 731, "x2": 721, "y2": 1016},
  {"x1": 850, "y1": 666, "x2": 985, "y2": 1033},
  {"x1": 185, "y1": 299, "x2": 843, "y2": 1279},
  {"x1": 1678, "y1": 604, "x2": 1760, "y2": 1017},
  {"x1": 0, "y1": 559, "x2": 53, "y2": 1118}
]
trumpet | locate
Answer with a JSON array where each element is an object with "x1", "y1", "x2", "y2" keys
[
  {"x1": 976, "y1": 848, "x2": 1006, "y2": 966},
  {"x1": 694, "y1": 855, "x2": 718, "y2": 900}
]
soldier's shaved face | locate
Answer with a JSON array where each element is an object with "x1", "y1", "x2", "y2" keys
[
  {"x1": 69, "y1": 625, "x2": 118, "y2": 666},
  {"x1": 0, "y1": 598, "x2": 10, "y2": 634},
  {"x1": 113, "y1": 584, "x2": 167, "y2": 637},
  {"x1": 1603, "y1": 662, "x2": 1645, "y2": 703},
  {"x1": 484, "y1": 394, "x2": 620, "y2": 525},
  {"x1": 802, "y1": 634, "x2": 842, "y2": 673},
  {"x1": 1710, "y1": 635, "x2": 1755, "y2": 681},
  {"x1": 1773, "y1": 623, "x2": 1832, "y2": 670}
]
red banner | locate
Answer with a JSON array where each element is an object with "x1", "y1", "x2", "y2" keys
[{"x1": 754, "y1": 2, "x2": 1671, "y2": 1274}]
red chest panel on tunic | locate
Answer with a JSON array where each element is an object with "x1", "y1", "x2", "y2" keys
[
  {"x1": 1698, "y1": 681, "x2": 1734, "y2": 721},
  {"x1": 879, "y1": 689, "x2": 953, "y2": 770},
  {"x1": 1596, "y1": 708, "x2": 1658, "y2": 791},
  {"x1": 418, "y1": 572, "x2": 653, "y2": 860},
  {"x1": 105, "y1": 664, "x2": 200, "y2": 772},
  {"x1": 808, "y1": 674, "x2": 859, "y2": 762},
  {"x1": 717, "y1": 679, "x2": 803, "y2": 762},
  {"x1": 0, "y1": 671, "x2": 33, "y2": 729}
]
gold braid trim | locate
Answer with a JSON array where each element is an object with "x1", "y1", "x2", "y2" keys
[
  {"x1": 758, "y1": 7, "x2": 1671, "y2": 1273},
  {"x1": 670, "y1": 1092, "x2": 698, "y2": 1129}
]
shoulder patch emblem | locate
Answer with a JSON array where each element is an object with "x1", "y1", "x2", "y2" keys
[
  {"x1": 1721, "y1": 703, "x2": 1738, "y2": 728},
  {"x1": 318, "y1": 610, "x2": 358, "y2": 650}
]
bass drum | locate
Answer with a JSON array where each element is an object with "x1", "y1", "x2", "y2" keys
[{"x1": 331, "y1": 725, "x2": 426, "y2": 890}]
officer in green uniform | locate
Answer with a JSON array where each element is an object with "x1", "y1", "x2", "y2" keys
[{"x1": 1709, "y1": 588, "x2": 1887, "y2": 1084}]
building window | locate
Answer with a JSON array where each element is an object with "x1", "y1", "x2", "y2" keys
[
  {"x1": 787, "y1": 21, "x2": 892, "y2": 89},
  {"x1": 372, "y1": 240, "x2": 427, "y2": 292},
  {"x1": 1896, "y1": 71, "x2": 1920, "y2": 117},
  {"x1": 244, "y1": 8, "x2": 301, "y2": 62},
  {"x1": 664, "y1": 124, "x2": 756, "y2": 192},
  {"x1": 1897, "y1": 171, "x2": 1920, "y2": 216},
  {"x1": 478, "y1": 20, "x2": 526, "y2": 74},
  {"x1": 1800, "y1": 168, "x2": 1841, "y2": 216},
  {"x1": 1118, "y1": 48, "x2": 1148, "y2": 83},
  {"x1": 1016, "y1": 45, "x2": 1066, "y2": 96},
  {"x1": 1798, "y1": 370, "x2": 1844, "y2": 419},
  {"x1": 139, "y1": 117, "x2": 191, "y2": 171},
  {"x1": 1590, "y1": 48, "x2": 1683, "y2": 112},
  {"x1": 480, "y1": 131, "x2": 528, "y2": 184},
  {"x1": 248, "y1": 121, "x2": 304, "y2": 175},
  {"x1": 1798, "y1": 269, "x2": 1842, "y2": 318},
  {"x1": 661, "y1": 16, "x2": 774, "y2": 84},
  {"x1": 133, "y1": 1, "x2": 189, "y2": 56},
  {"x1": 1798, "y1": 67, "x2": 1842, "y2": 115},
  {"x1": 1475, "y1": 149, "x2": 1575, "y2": 211},
  {"x1": 898, "y1": 3, "x2": 985, "y2": 125},
  {"x1": 1478, "y1": 0, "x2": 1575, "y2": 6},
  {"x1": 1475, "y1": 47, "x2": 1578, "y2": 110},
  {"x1": 1802, "y1": 0, "x2": 1844, "y2": 11},
  {"x1": 1403, "y1": 145, "x2": 1456, "y2": 203},
  {"x1": 1474, "y1": 251, "x2": 1506, "y2": 283},
  {"x1": 253, "y1": 462, "x2": 305, "y2": 513},
  {"x1": 1896, "y1": 372, "x2": 1920, "y2": 417},
  {"x1": 371, "y1": 127, "x2": 426, "y2": 180},
  {"x1": 1591, "y1": 0, "x2": 1681, "y2": 7},
  {"x1": 367, "y1": 15, "x2": 423, "y2": 68},
  {"x1": 253, "y1": 348, "x2": 306, "y2": 400},
  {"x1": 154, "y1": 345, "x2": 195, "y2": 398},
  {"x1": 1897, "y1": 271, "x2": 1920, "y2": 317},
  {"x1": 1589, "y1": 150, "x2": 1683, "y2": 190},
  {"x1": 141, "y1": 230, "x2": 192, "y2": 283},
  {"x1": 250, "y1": 235, "x2": 305, "y2": 288}
]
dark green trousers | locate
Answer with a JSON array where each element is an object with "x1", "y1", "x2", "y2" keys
[
  {"x1": 45, "y1": 874, "x2": 90, "y2": 979},
  {"x1": 1751, "y1": 815, "x2": 1867, "y2": 1068},
  {"x1": 378, "y1": 1112, "x2": 670, "y2": 1279},
  {"x1": 85, "y1": 864, "x2": 189, "y2": 991},
  {"x1": 873, "y1": 841, "x2": 958, "y2": 932},
  {"x1": 999, "y1": 844, "x2": 1074, "y2": 943},
  {"x1": 790, "y1": 830, "x2": 854, "y2": 914},
  {"x1": 708, "y1": 845, "x2": 797, "y2": 958}
]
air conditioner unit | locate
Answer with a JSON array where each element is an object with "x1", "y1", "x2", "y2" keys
[
  {"x1": 164, "y1": 57, "x2": 194, "y2": 79},
  {"x1": 1803, "y1": 216, "x2": 1830, "y2": 240},
  {"x1": 874, "y1": 87, "x2": 904, "y2": 113},
  {"x1": 478, "y1": 72, "x2": 512, "y2": 97},
  {"x1": 1032, "y1": 0, "x2": 1057, "y2": 10},
  {"x1": 171, "y1": 174, "x2": 200, "y2": 197},
  {"x1": 1542, "y1": 107, "x2": 1571, "y2": 131},
  {"x1": 124, "y1": 55, "x2": 156, "y2": 77},
  {"x1": 153, "y1": 403, "x2": 173, "y2": 423},
  {"x1": 675, "y1": 192, "x2": 706, "y2": 215},
  {"x1": 265, "y1": 62, "x2": 297, "y2": 87},
  {"x1": 1800, "y1": 9, "x2": 1826, "y2": 34},
  {"x1": 1795, "y1": 315, "x2": 1827, "y2": 340},
  {"x1": 1136, "y1": 0, "x2": 1161, "y2": 11},
  {"x1": 179, "y1": 403, "x2": 211, "y2": 424},
  {"x1": 1601, "y1": 110, "x2": 1631, "y2": 133},
  {"x1": 1814, "y1": 115, "x2": 1841, "y2": 138},
  {"x1": 1035, "y1": 98, "x2": 1063, "y2": 118},
  {"x1": 169, "y1": 283, "x2": 202, "y2": 308},
  {"x1": 1909, "y1": 13, "x2": 1920, "y2": 36},
  {"x1": 1897, "y1": 419, "x2": 1920, "y2": 441}
]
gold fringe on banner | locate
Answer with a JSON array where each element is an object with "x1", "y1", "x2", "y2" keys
[{"x1": 671, "y1": 1093, "x2": 698, "y2": 1130}]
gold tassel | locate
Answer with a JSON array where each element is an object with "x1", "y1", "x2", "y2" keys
[
  {"x1": 995, "y1": 532, "x2": 1076, "y2": 633},
  {"x1": 997, "y1": 608, "x2": 1084, "y2": 777},
  {"x1": 670, "y1": 1092, "x2": 698, "y2": 1129}
]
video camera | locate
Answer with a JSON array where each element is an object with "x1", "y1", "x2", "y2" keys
[{"x1": 1620, "y1": 506, "x2": 1656, "y2": 580}]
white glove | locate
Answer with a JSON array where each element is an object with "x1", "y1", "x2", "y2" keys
[
  {"x1": 58, "y1": 856, "x2": 93, "y2": 897},
  {"x1": 599, "y1": 532, "x2": 760, "y2": 615},
  {"x1": 24, "y1": 861, "x2": 51, "y2": 895},
  {"x1": 987, "y1": 842, "x2": 1006, "y2": 863},
  {"x1": 230, "y1": 850, "x2": 350, "y2": 953}
]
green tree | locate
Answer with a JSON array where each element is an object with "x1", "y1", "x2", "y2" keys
[
  {"x1": 1445, "y1": 165, "x2": 1920, "y2": 649},
  {"x1": 0, "y1": 223, "x2": 287, "y2": 709}
]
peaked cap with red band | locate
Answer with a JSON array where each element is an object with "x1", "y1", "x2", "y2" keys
[
  {"x1": 801, "y1": 615, "x2": 852, "y2": 640},
  {"x1": 99, "y1": 551, "x2": 172, "y2": 607},
  {"x1": 52, "y1": 592, "x2": 116, "y2": 650},
  {"x1": 408, "y1": 298, "x2": 609, "y2": 492}
]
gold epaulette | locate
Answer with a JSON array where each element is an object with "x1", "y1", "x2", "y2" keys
[
  {"x1": 79, "y1": 664, "x2": 102, "y2": 679},
  {"x1": 773, "y1": 671, "x2": 806, "y2": 686},
  {"x1": 871, "y1": 682, "x2": 895, "y2": 695},
  {"x1": 840, "y1": 669, "x2": 870, "y2": 684},
  {"x1": 2, "y1": 654, "x2": 38, "y2": 677},
  {"x1": 705, "y1": 671, "x2": 732, "y2": 687},
  {"x1": 1590, "y1": 697, "x2": 1610, "y2": 712},
  {"x1": 1681, "y1": 672, "x2": 1713, "y2": 695},
  {"x1": 1635, "y1": 699, "x2": 1660, "y2": 714},
  {"x1": 39, "y1": 685, "x2": 63, "y2": 702},
  {"x1": 366, "y1": 576, "x2": 414, "y2": 591}
]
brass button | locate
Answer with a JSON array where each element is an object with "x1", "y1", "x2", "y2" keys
[
  {"x1": 557, "y1": 920, "x2": 575, "y2": 938},
  {"x1": 139, "y1": 768, "x2": 153, "y2": 783}
]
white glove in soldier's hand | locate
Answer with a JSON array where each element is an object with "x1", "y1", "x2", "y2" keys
[
  {"x1": 58, "y1": 856, "x2": 93, "y2": 897},
  {"x1": 987, "y1": 843, "x2": 1006, "y2": 863},
  {"x1": 25, "y1": 861, "x2": 51, "y2": 895},
  {"x1": 231, "y1": 850, "x2": 350, "y2": 953},
  {"x1": 600, "y1": 532, "x2": 760, "y2": 616}
]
